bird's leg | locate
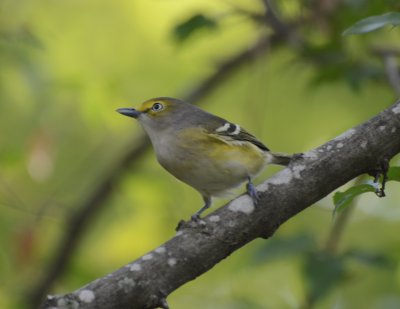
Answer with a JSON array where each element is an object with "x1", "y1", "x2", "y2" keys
[
  {"x1": 191, "y1": 196, "x2": 211, "y2": 221},
  {"x1": 246, "y1": 177, "x2": 259, "y2": 206}
]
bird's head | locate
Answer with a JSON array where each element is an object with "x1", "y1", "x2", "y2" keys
[{"x1": 117, "y1": 97, "x2": 195, "y2": 134}]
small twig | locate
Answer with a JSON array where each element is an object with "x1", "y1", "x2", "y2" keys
[
  {"x1": 261, "y1": 0, "x2": 303, "y2": 47},
  {"x1": 27, "y1": 136, "x2": 150, "y2": 308},
  {"x1": 372, "y1": 158, "x2": 389, "y2": 197},
  {"x1": 372, "y1": 47, "x2": 400, "y2": 96},
  {"x1": 262, "y1": 0, "x2": 289, "y2": 34},
  {"x1": 323, "y1": 176, "x2": 363, "y2": 255}
]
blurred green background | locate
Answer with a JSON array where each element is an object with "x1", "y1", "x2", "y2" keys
[{"x1": 1, "y1": 0, "x2": 400, "y2": 308}]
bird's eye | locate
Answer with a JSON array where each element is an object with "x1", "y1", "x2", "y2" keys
[{"x1": 152, "y1": 102, "x2": 164, "y2": 112}]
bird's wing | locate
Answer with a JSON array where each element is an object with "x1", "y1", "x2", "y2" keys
[{"x1": 206, "y1": 119, "x2": 270, "y2": 152}]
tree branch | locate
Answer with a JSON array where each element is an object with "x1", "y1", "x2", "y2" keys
[
  {"x1": 28, "y1": 34, "x2": 286, "y2": 308},
  {"x1": 41, "y1": 100, "x2": 400, "y2": 308}
]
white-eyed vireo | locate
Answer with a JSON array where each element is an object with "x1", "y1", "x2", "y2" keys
[{"x1": 117, "y1": 97, "x2": 292, "y2": 221}]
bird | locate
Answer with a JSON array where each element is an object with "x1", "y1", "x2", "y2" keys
[{"x1": 117, "y1": 97, "x2": 291, "y2": 221}]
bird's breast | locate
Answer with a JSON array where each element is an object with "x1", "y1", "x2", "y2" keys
[{"x1": 151, "y1": 127, "x2": 267, "y2": 196}]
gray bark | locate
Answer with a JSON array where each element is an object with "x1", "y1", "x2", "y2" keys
[{"x1": 41, "y1": 100, "x2": 400, "y2": 309}]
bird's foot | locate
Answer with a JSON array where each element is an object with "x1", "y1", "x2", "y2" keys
[
  {"x1": 190, "y1": 213, "x2": 201, "y2": 222},
  {"x1": 175, "y1": 216, "x2": 206, "y2": 231},
  {"x1": 246, "y1": 179, "x2": 260, "y2": 206}
]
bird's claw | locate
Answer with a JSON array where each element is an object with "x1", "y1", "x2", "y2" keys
[
  {"x1": 190, "y1": 214, "x2": 201, "y2": 222},
  {"x1": 246, "y1": 179, "x2": 260, "y2": 206}
]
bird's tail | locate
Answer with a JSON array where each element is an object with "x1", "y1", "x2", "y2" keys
[{"x1": 270, "y1": 152, "x2": 292, "y2": 166}]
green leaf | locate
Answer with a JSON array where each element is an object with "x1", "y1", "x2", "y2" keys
[
  {"x1": 303, "y1": 252, "x2": 347, "y2": 305},
  {"x1": 333, "y1": 184, "x2": 376, "y2": 213},
  {"x1": 173, "y1": 14, "x2": 217, "y2": 43},
  {"x1": 333, "y1": 166, "x2": 399, "y2": 212},
  {"x1": 345, "y1": 249, "x2": 395, "y2": 269},
  {"x1": 387, "y1": 166, "x2": 400, "y2": 182},
  {"x1": 343, "y1": 12, "x2": 400, "y2": 36}
]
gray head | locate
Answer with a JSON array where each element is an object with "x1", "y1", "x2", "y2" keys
[{"x1": 116, "y1": 97, "x2": 217, "y2": 133}]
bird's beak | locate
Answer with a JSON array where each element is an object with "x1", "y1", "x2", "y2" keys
[{"x1": 116, "y1": 108, "x2": 142, "y2": 119}]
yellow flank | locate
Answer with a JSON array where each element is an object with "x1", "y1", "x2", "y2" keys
[{"x1": 156, "y1": 127, "x2": 266, "y2": 197}]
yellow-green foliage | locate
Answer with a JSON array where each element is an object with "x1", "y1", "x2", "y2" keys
[{"x1": 1, "y1": 1, "x2": 400, "y2": 308}]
